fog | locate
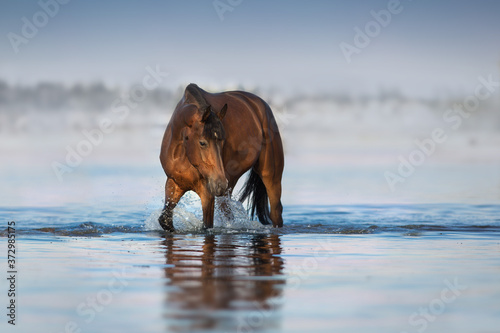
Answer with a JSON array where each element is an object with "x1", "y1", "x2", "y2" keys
[{"x1": 1, "y1": 1, "x2": 499, "y2": 206}]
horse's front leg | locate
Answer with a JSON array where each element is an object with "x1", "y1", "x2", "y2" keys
[
  {"x1": 159, "y1": 178, "x2": 185, "y2": 232},
  {"x1": 198, "y1": 187, "x2": 215, "y2": 229}
]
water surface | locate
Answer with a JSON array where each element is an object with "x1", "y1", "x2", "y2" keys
[{"x1": 1, "y1": 202, "x2": 499, "y2": 333}]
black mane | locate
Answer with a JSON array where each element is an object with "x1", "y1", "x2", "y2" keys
[
  {"x1": 202, "y1": 111, "x2": 226, "y2": 141},
  {"x1": 186, "y1": 84, "x2": 226, "y2": 141}
]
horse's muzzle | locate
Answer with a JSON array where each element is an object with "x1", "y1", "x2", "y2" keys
[{"x1": 208, "y1": 178, "x2": 228, "y2": 197}]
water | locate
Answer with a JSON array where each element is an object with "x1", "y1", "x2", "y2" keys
[
  {"x1": 1, "y1": 198, "x2": 500, "y2": 333},
  {"x1": 1, "y1": 119, "x2": 499, "y2": 332},
  {"x1": 3, "y1": 200, "x2": 500, "y2": 237}
]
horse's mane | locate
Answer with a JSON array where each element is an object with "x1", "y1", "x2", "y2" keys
[
  {"x1": 185, "y1": 83, "x2": 225, "y2": 140},
  {"x1": 202, "y1": 111, "x2": 226, "y2": 141}
]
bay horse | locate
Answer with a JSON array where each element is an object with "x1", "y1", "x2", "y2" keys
[{"x1": 158, "y1": 83, "x2": 284, "y2": 231}]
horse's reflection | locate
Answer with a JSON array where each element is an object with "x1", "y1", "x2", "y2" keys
[{"x1": 162, "y1": 234, "x2": 284, "y2": 332}]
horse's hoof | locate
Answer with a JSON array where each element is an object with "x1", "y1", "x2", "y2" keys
[
  {"x1": 158, "y1": 215, "x2": 175, "y2": 232},
  {"x1": 160, "y1": 223, "x2": 175, "y2": 233}
]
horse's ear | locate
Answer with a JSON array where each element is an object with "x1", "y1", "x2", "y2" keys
[
  {"x1": 201, "y1": 105, "x2": 212, "y2": 123},
  {"x1": 218, "y1": 104, "x2": 228, "y2": 120}
]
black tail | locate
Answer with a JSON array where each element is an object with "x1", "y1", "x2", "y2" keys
[{"x1": 239, "y1": 170, "x2": 271, "y2": 225}]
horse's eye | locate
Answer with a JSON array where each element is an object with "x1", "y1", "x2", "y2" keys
[{"x1": 199, "y1": 140, "x2": 208, "y2": 148}]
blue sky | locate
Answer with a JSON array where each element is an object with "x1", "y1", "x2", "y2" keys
[{"x1": 1, "y1": 0, "x2": 499, "y2": 97}]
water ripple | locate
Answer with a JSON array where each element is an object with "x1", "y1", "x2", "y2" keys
[{"x1": 1, "y1": 202, "x2": 499, "y2": 237}]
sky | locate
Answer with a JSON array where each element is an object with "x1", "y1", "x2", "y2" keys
[{"x1": 1, "y1": 0, "x2": 500, "y2": 97}]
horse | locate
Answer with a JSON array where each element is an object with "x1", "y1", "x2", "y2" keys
[{"x1": 158, "y1": 83, "x2": 284, "y2": 231}]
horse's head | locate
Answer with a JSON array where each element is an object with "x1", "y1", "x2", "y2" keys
[{"x1": 183, "y1": 104, "x2": 228, "y2": 196}]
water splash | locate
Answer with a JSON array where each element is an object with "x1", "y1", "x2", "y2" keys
[
  {"x1": 144, "y1": 191, "x2": 266, "y2": 233},
  {"x1": 4, "y1": 203, "x2": 499, "y2": 237}
]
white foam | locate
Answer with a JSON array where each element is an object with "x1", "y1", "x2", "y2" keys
[{"x1": 144, "y1": 191, "x2": 266, "y2": 232}]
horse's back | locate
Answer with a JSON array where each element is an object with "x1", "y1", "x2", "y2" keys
[{"x1": 205, "y1": 90, "x2": 279, "y2": 140}]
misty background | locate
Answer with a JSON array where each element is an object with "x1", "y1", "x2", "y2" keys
[{"x1": 1, "y1": 0, "x2": 499, "y2": 207}]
